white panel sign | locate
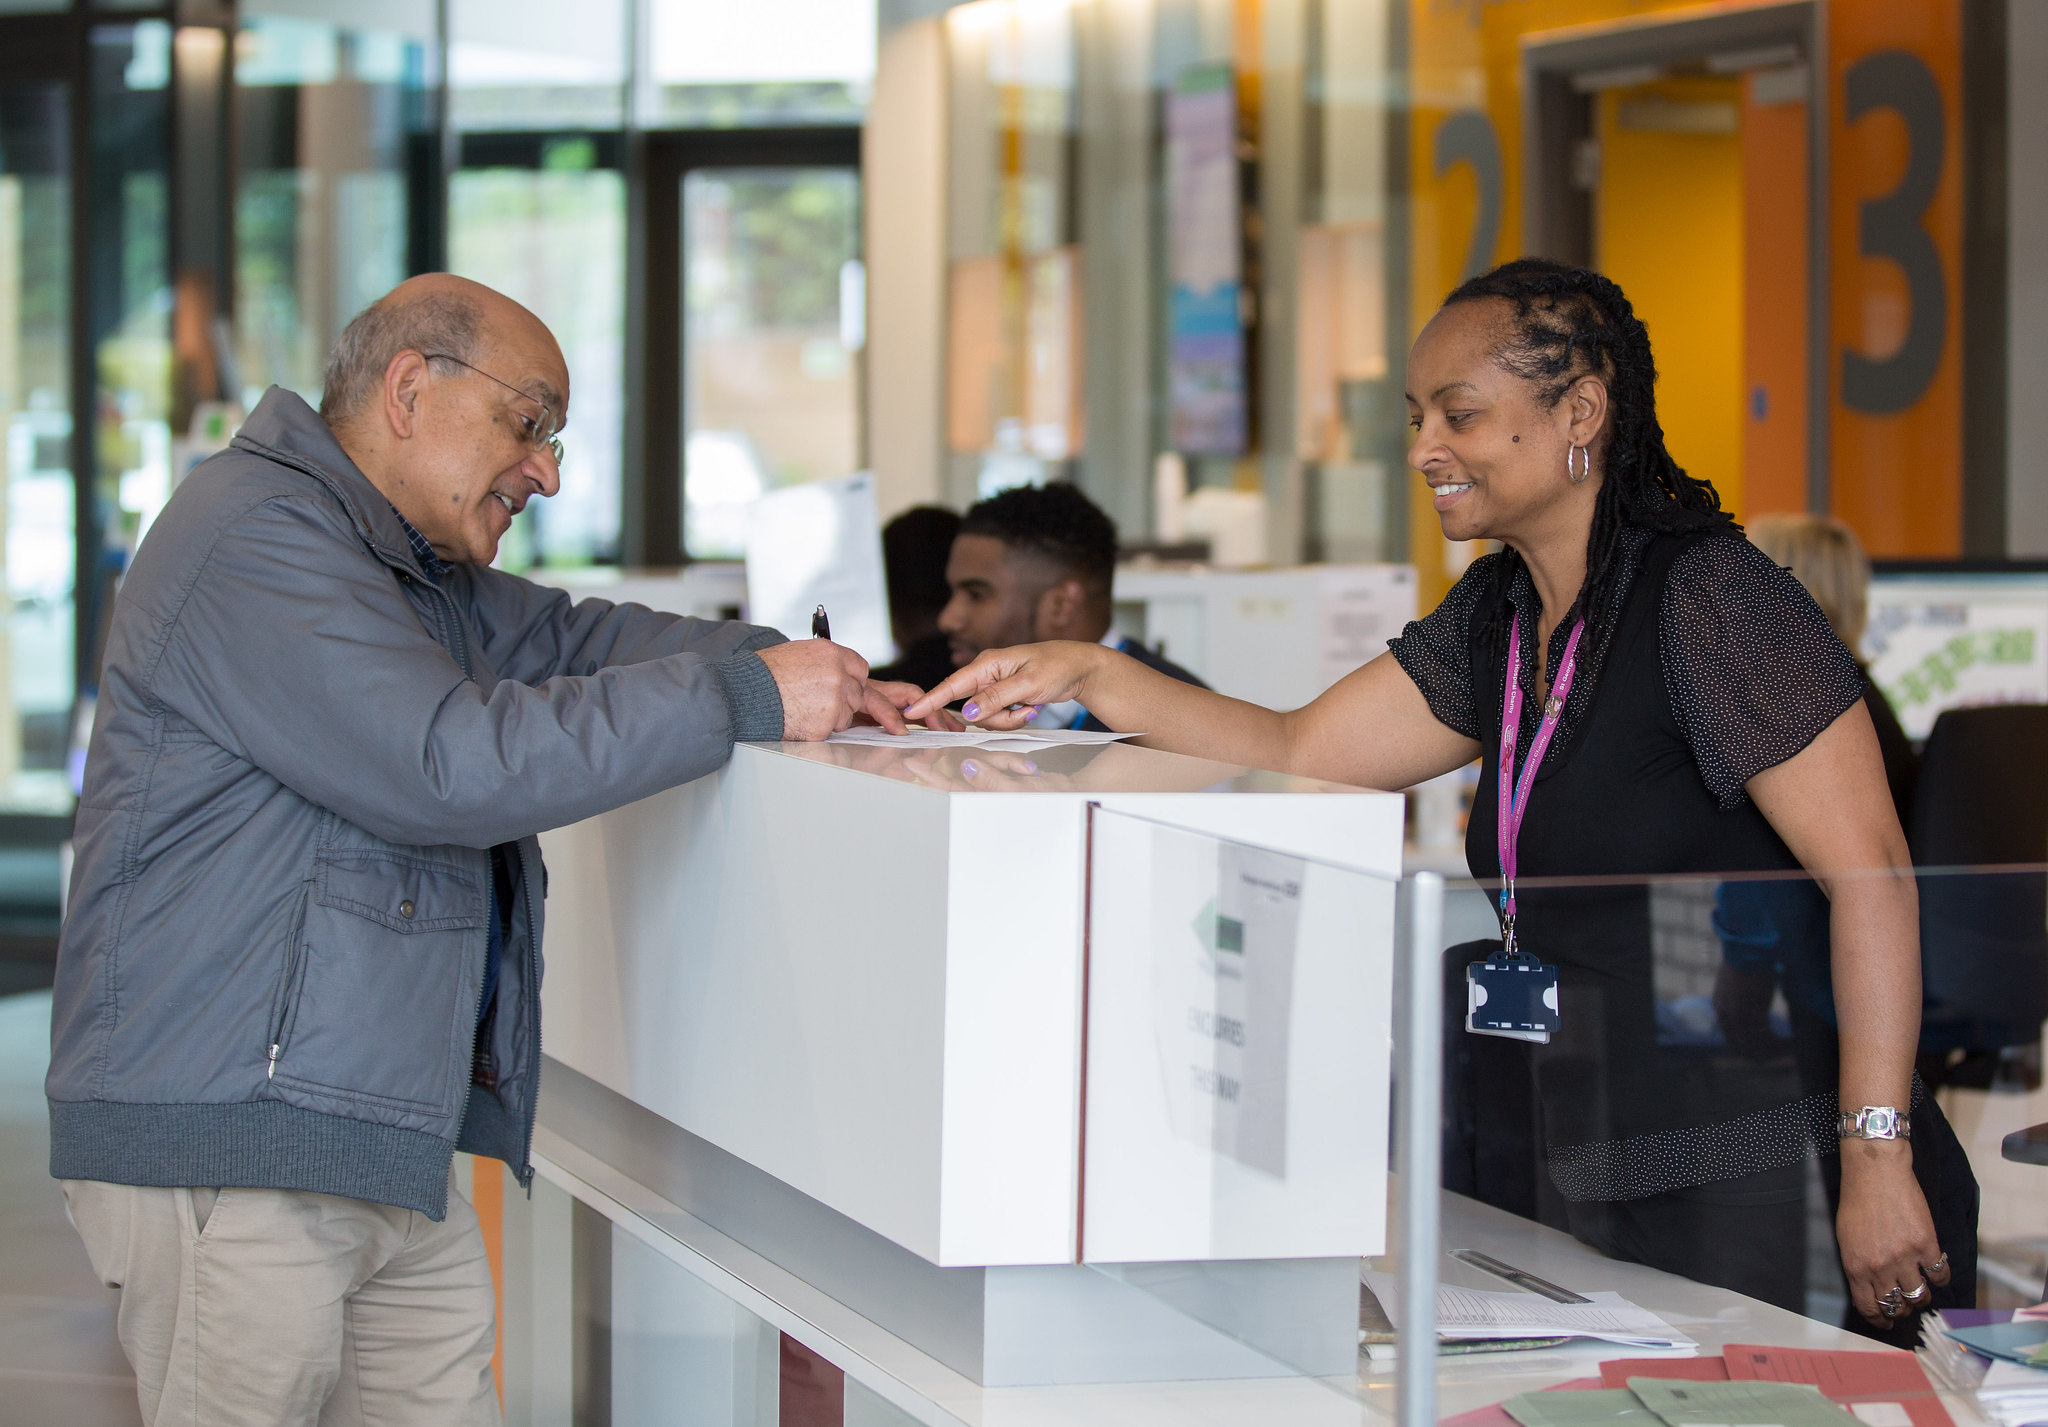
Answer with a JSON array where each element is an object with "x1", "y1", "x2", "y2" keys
[{"x1": 744, "y1": 471, "x2": 894, "y2": 664}]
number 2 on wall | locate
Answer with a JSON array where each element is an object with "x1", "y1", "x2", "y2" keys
[
  {"x1": 1841, "y1": 50, "x2": 1947, "y2": 416},
  {"x1": 1434, "y1": 111, "x2": 1503, "y2": 287}
]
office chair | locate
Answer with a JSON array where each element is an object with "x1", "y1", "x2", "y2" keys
[{"x1": 1910, "y1": 704, "x2": 2048, "y2": 1091}]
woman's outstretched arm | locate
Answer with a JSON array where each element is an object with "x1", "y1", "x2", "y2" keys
[{"x1": 903, "y1": 642, "x2": 1479, "y2": 790}]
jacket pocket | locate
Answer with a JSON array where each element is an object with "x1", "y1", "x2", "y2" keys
[
  {"x1": 268, "y1": 852, "x2": 486, "y2": 1117},
  {"x1": 265, "y1": 883, "x2": 313, "y2": 1078}
]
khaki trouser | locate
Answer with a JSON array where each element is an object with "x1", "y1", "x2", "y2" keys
[{"x1": 62, "y1": 1172, "x2": 499, "y2": 1427}]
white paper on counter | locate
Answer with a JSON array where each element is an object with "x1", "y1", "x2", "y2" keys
[
  {"x1": 826, "y1": 727, "x2": 1141, "y2": 750},
  {"x1": 1361, "y1": 1264, "x2": 1694, "y2": 1350}
]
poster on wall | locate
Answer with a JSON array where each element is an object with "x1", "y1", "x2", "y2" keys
[
  {"x1": 1865, "y1": 577, "x2": 2048, "y2": 739},
  {"x1": 1166, "y1": 62, "x2": 1248, "y2": 455}
]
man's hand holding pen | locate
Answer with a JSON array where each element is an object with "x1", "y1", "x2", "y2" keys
[{"x1": 755, "y1": 603, "x2": 964, "y2": 740}]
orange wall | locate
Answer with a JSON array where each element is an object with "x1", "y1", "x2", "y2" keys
[
  {"x1": 1741, "y1": 76, "x2": 1810, "y2": 517},
  {"x1": 1595, "y1": 76, "x2": 1746, "y2": 516}
]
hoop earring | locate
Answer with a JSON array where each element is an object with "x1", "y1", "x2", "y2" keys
[{"x1": 1567, "y1": 444, "x2": 1590, "y2": 484}]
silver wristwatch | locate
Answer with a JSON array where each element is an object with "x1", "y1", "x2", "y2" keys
[{"x1": 1838, "y1": 1105, "x2": 1911, "y2": 1140}]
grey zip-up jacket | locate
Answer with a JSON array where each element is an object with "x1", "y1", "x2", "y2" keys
[{"x1": 47, "y1": 387, "x2": 786, "y2": 1217}]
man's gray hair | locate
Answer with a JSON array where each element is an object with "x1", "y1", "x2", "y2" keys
[{"x1": 318, "y1": 290, "x2": 483, "y2": 427}]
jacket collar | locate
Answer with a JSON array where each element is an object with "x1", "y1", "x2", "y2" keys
[{"x1": 231, "y1": 386, "x2": 432, "y2": 579}]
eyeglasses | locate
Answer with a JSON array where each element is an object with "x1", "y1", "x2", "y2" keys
[{"x1": 420, "y1": 352, "x2": 565, "y2": 465}]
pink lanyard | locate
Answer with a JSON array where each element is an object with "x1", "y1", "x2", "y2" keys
[{"x1": 1497, "y1": 611, "x2": 1585, "y2": 953}]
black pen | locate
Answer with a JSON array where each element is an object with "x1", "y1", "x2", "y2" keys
[
  {"x1": 812, "y1": 604, "x2": 831, "y2": 640},
  {"x1": 1450, "y1": 1249, "x2": 1592, "y2": 1304}
]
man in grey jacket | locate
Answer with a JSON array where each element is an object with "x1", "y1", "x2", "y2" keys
[{"x1": 47, "y1": 274, "x2": 908, "y2": 1426}]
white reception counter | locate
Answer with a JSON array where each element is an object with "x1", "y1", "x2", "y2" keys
[{"x1": 536, "y1": 736, "x2": 1406, "y2": 1385}]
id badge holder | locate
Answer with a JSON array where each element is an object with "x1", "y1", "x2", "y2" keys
[{"x1": 1466, "y1": 946, "x2": 1560, "y2": 1045}]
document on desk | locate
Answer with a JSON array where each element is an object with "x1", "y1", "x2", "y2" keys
[
  {"x1": 1364, "y1": 1266, "x2": 1693, "y2": 1350},
  {"x1": 1626, "y1": 1378, "x2": 1864, "y2": 1427},
  {"x1": 1434, "y1": 1285, "x2": 1694, "y2": 1349},
  {"x1": 1721, "y1": 1345, "x2": 1953, "y2": 1427},
  {"x1": 825, "y1": 727, "x2": 1141, "y2": 750},
  {"x1": 1505, "y1": 1389, "x2": 1659, "y2": 1426}
]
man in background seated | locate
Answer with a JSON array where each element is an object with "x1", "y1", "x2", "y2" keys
[
  {"x1": 870, "y1": 504, "x2": 960, "y2": 693},
  {"x1": 939, "y1": 482, "x2": 1204, "y2": 731}
]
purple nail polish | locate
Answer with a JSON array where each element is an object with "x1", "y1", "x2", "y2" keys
[
  {"x1": 1023, "y1": 706, "x2": 1039, "y2": 722},
  {"x1": 1024, "y1": 760, "x2": 1039, "y2": 774},
  {"x1": 962, "y1": 760, "x2": 979, "y2": 778},
  {"x1": 963, "y1": 702, "x2": 980, "y2": 720}
]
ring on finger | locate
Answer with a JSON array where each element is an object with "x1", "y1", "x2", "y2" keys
[
  {"x1": 1880, "y1": 1299, "x2": 1904, "y2": 1319},
  {"x1": 1902, "y1": 1283, "x2": 1929, "y2": 1302},
  {"x1": 1924, "y1": 1253, "x2": 1950, "y2": 1277}
]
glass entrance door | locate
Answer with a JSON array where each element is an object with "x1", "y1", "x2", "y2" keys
[
  {"x1": 679, "y1": 156, "x2": 862, "y2": 559},
  {"x1": 0, "y1": 78, "x2": 71, "y2": 816}
]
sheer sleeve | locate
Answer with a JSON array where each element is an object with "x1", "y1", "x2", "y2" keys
[
  {"x1": 1387, "y1": 551, "x2": 1504, "y2": 741},
  {"x1": 1661, "y1": 534, "x2": 1866, "y2": 809}
]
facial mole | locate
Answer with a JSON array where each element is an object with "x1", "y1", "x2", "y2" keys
[{"x1": 1512, "y1": 435, "x2": 1520, "y2": 442}]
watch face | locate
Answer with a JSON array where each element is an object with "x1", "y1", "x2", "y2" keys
[{"x1": 1865, "y1": 1107, "x2": 1897, "y2": 1137}]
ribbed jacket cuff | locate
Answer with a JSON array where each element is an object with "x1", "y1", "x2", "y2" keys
[{"x1": 713, "y1": 651, "x2": 785, "y2": 742}]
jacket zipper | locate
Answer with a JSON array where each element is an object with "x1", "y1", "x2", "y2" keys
[
  {"x1": 413, "y1": 576, "x2": 472, "y2": 679},
  {"x1": 517, "y1": 845, "x2": 540, "y2": 1190},
  {"x1": 454, "y1": 942, "x2": 488, "y2": 1132},
  {"x1": 266, "y1": 885, "x2": 312, "y2": 1078}
]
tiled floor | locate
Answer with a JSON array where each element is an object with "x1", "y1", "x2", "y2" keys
[{"x1": 0, "y1": 990, "x2": 139, "y2": 1427}]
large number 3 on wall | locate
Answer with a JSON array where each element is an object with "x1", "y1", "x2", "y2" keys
[
  {"x1": 1841, "y1": 50, "x2": 1946, "y2": 415},
  {"x1": 1434, "y1": 111, "x2": 1502, "y2": 287}
]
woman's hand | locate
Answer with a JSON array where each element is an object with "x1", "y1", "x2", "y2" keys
[
  {"x1": 904, "y1": 642, "x2": 1109, "y2": 729},
  {"x1": 1836, "y1": 1140, "x2": 1949, "y2": 1328}
]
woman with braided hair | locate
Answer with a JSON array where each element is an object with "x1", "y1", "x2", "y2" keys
[{"x1": 909, "y1": 257, "x2": 1974, "y2": 1335}]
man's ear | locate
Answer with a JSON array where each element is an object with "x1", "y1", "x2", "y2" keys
[
  {"x1": 1033, "y1": 577, "x2": 1089, "y2": 640},
  {"x1": 382, "y1": 350, "x2": 429, "y2": 441}
]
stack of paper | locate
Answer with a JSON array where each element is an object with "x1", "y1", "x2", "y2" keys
[
  {"x1": 1921, "y1": 1306, "x2": 2048, "y2": 1427},
  {"x1": 1437, "y1": 1285, "x2": 1695, "y2": 1350},
  {"x1": 1362, "y1": 1267, "x2": 1693, "y2": 1354}
]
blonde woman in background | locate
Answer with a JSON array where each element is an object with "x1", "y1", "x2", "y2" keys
[{"x1": 1745, "y1": 514, "x2": 1916, "y2": 824}]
